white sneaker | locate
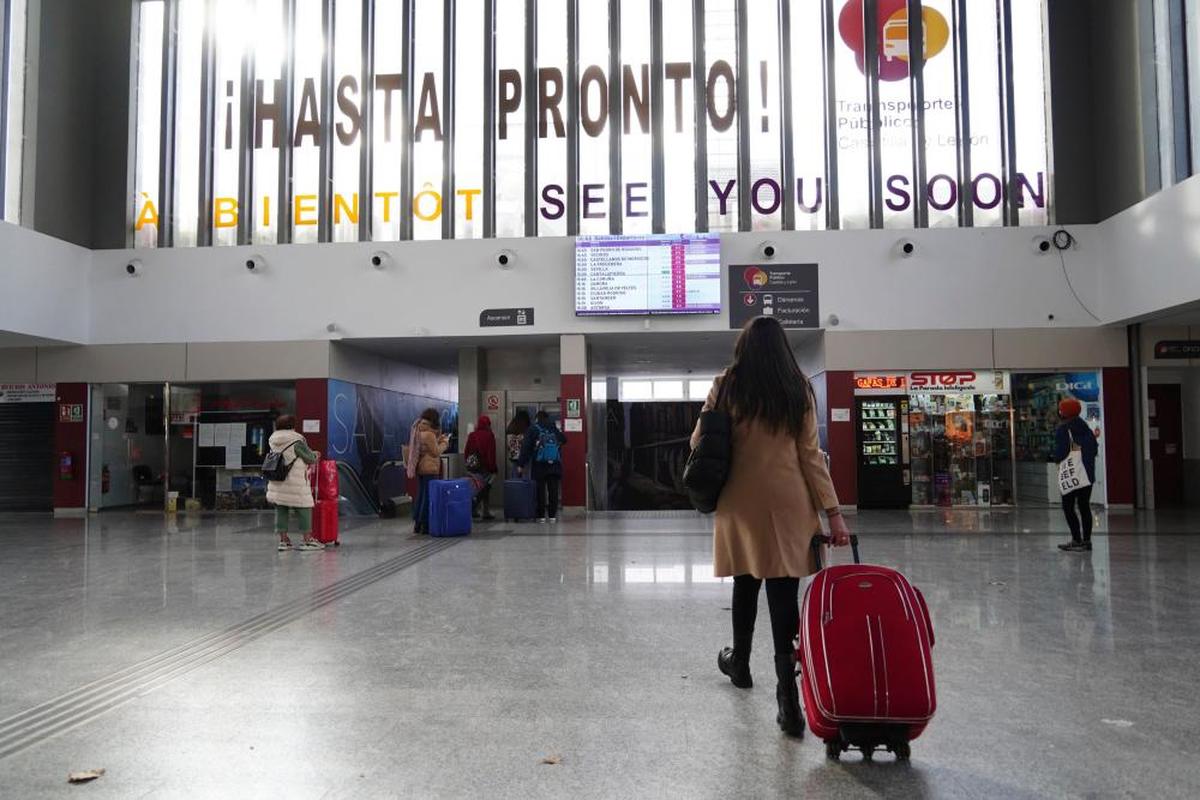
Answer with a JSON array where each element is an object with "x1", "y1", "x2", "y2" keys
[
  {"x1": 549, "y1": 517, "x2": 558, "y2": 523},
  {"x1": 538, "y1": 517, "x2": 548, "y2": 524}
]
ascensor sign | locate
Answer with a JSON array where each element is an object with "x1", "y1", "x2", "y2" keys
[{"x1": 130, "y1": 0, "x2": 1052, "y2": 243}]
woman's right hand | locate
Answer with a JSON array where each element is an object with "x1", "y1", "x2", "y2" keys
[{"x1": 828, "y1": 513, "x2": 852, "y2": 547}]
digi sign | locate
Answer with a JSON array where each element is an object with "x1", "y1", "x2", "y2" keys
[{"x1": 855, "y1": 375, "x2": 907, "y2": 392}]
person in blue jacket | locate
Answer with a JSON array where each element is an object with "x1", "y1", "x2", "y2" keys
[
  {"x1": 518, "y1": 410, "x2": 568, "y2": 523},
  {"x1": 1051, "y1": 398, "x2": 1098, "y2": 551}
]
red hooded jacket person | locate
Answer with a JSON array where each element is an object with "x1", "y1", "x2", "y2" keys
[{"x1": 465, "y1": 415, "x2": 498, "y2": 474}]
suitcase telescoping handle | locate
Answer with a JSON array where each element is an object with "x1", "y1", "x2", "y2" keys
[{"x1": 811, "y1": 534, "x2": 860, "y2": 569}]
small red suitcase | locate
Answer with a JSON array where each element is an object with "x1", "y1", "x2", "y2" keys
[
  {"x1": 308, "y1": 465, "x2": 340, "y2": 546},
  {"x1": 311, "y1": 499, "x2": 339, "y2": 545},
  {"x1": 798, "y1": 535, "x2": 935, "y2": 761}
]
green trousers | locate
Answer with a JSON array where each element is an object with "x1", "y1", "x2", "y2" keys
[{"x1": 274, "y1": 506, "x2": 313, "y2": 535}]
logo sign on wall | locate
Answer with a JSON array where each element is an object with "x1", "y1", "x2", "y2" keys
[
  {"x1": 480, "y1": 308, "x2": 535, "y2": 328},
  {"x1": 1153, "y1": 341, "x2": 1200, "y2": 359},
  {"x1": 854, "y1": 371, "x2": 1011, "y2": 395},
  {"x1": 729, "y1": 264, "x2": 819, "y2": 330},
  {"x1": 0, "y1": 384, "x2": 56, "y2": 403}
]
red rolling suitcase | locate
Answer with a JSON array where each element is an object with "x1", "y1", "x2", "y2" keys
[
  {"x1": 308, "y1": 465, "x2": 340, "y2": 546},
  {"x1": 798, "y1": 535, "x2": 935, "y2": 761}
]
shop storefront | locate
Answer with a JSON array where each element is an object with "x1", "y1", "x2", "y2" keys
[
  {"x1": 854, "y1": 371, "x2": 1015, "y2": 509},
  {"x1": 853, "y1": 369, "x2": 1107, "y2": 509}
]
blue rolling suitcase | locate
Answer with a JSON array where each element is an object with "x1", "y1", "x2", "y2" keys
[
  {"x1": 504, "y1": 478, "x2": 537, "y2": 522},
  {"x1": 429, "y1": 479, "x2": 473, "y2": 537}
]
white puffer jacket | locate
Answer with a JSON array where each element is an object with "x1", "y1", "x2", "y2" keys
[{"x1": 265, "y1": 430, "x2": 315, "y2": 509}]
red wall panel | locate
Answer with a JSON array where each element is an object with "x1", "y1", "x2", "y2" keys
[
  {"x1": 295, "y1": 378, "x2": 329, "y2": 456},
  {"x1": 53, "y1": 383, "x2": 89, "y2": 509},
  {"x1": 560, "y1": 374, "x2": 587, "y2": 508},
  {"x1": 826, "y1": 371, "x2": 857, "y2": 506},
  {"x1": 1102, "y1": 367, "x2": 1135, "y2": 506}
]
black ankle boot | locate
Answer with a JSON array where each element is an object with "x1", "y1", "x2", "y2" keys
[
  {"x1": 774, "y1": 654, "x2": 805, "y2": 737},
  {"x1": 717, "y1": 637, "x2": 753, "y2": 688}
]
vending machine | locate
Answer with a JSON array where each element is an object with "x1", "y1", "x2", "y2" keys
[{"x1": 856, "y1": 396, "x2": 911, "y2": 509}]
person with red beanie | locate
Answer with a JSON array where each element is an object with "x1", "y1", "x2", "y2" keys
[
  {"x1": 1051, "y1": 398, "x2": 1098, "y2": 551},
  {"x1": 465, "y1": 415, "x2": 498, "y2": 521}
]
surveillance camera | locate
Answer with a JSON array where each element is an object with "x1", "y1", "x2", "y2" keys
[
  {"x1": 827, "y1": 314, "x2": 840, "y2": 327},
  {"x1": 760, "y1": 241, "x2": 778, "y2": 260},
  {"x1": 125, "y1": 259, "x2": 143, "y2": 277},
  {"x1": 245, "y1": 255, "x2": 266, "y2": 272},
  {"x1": 1033, "y1": 236, "x2": 1052, "y2": 255},
  {"x1": 370, "y1": 251, "x2": 392, "y2": 269},
  {"x1": 897, "y1": 239, "x2": 916, "y2": 258},
  {"x1": 495, "y1": 249, "x2": 515, "y2": 269}
]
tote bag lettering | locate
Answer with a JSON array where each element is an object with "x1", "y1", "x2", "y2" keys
[{"x1": 1057, "y1": 430, "x2": 1092, "y2": 496}]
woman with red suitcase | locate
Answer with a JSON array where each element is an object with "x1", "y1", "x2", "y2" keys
[
  {"x1": 265, "y1": 415, "x2": 323, "y2": 551},
  {"x1": 690, "y1": 317, "x2": 851, "y2": 737}
]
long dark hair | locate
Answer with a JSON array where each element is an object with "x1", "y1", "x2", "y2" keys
[
  {"x1": 722, "y1": 317, "x2": 811, "y2": 437},
  {"x1": 506, "y1": 409, "x2": 531, "y2": 436}
]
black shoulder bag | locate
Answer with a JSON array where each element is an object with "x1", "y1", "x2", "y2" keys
[
  {"x1": 261, "y1": 441, "x2": 299, "y2": 481},
  {"x1": 682, "y1": 379, "x2": 733, "y2": 514}
]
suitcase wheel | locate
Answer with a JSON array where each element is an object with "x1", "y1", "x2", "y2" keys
[
  {"x1": 825, "y1": 740, "x2": 842, "y2": 761},
  {"x1": 892, "y1": 742, "x2": 911, "y2": 761}
]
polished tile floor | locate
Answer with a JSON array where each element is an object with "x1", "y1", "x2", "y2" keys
[{"x1": 2, "y1": 507, "x2": 1199, "y2": 798}]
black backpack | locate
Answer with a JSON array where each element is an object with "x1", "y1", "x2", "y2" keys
[
  {"x1": 682, "y1": 381, "x2": 732, "y2": 513},
  {"x1": 261, "y1": 441, "x2": 299, "y2": 482}
]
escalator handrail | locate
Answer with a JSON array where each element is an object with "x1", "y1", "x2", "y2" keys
[{"x1": 333, "y1": 460, "x2": 381, "y2": 515}]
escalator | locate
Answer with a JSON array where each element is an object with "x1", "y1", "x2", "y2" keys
[{"x1": 335, "y1": 461, "x2": 380, "y2": 517}]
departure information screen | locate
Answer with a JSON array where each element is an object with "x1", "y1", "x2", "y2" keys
[{"x1": 575, "y1": 233, "x2": 722, "y2": 316}]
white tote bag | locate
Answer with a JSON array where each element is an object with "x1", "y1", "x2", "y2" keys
[{"x1": 1057, "y1": 429, "x2": 1092, "y2": 496}]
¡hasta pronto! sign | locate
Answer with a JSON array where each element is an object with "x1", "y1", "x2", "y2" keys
[{"x1": 131, "y1": 0, "x2": 1049, "y2": 238}]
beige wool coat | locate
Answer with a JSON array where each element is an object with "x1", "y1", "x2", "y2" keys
[{"x1": 690, "y1": 376, "x2": 840, "y2": 579}]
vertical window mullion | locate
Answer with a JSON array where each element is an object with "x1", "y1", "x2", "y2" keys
[
  {"x1": 650, "y1": 0, "x2": 664, "y2": 233},
  {"x1": 692, "y1": 0, "x2": 707, "y2": 233},
  {"x1": 1, "y1": 0, "x2": 12, "y2": 222},
  {"x1": 158, "y1": 0, "x2": 180, "y2": 247},
  {"x1": 820, "y1": 0, "x2": 838, "y2": 229},
  {"x1": 359, "y1": 0, "x2": 375, "y2": 241},
  {"x1": 863, "y1": 0, "x2": 882, "y2": 228},
  {"x1": 441, "y1": 0, "x2": 455, "y2": 239},
  {"x1": 524, "y1": 0, "x2": 538, "y2": 236},
  {"x1": 198, "y1": 0, "x2": 216, "y2": 246},
  {"x1": 317, "y1": 0, "x2": 334, "y2": 242},
  {"x1": 237, "y1": 15, "x2": 255, "y2": 245},
  {"x1": 997, "y1": 0, "x2": 1018, "y2": 225},
  {"x1": 608, "y1": 0, "x2": 622, "y2": 233},
  {"x1": 906, "y1": 0, "x2": 928, "y2": 228},
  {"x1": 734, "y1": 0, "x2": 749, "y2": 231},
  {"x1": 953, "y1": 0, "x2": 973, "y2": 226},
  {"x1": 778, "y1": 0, "x2": 795, "y2": 231},
  {"x1": 400, "y1": 0, "x2": 414, "y2": 239},
  {"x1": 483, "y1": 0, "x2": 496, "y2": 237},
  {"x1": 567, "y1": 0, "x2": 580, "y2": 233},
  {"x1": 278, "y1": 0, "x2": 297, "y2": 244}
]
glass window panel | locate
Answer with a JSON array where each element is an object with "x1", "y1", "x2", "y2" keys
[
  {"x1": 3, "y1": 0, "x2": 27, "y2": 222},
  {"x1": 661, "y1": 0, "x2": 694, "y2": 233},
  {"x1": 621, "y1": 0, "x2": 652, "y2": 233},
  {"x1": 172, "y1": 0, "x2": 204, "y2": 246},
  {"x1": 495, "y1": 0, "x2": 525, "y2": 237},
  {"x1": 578, "y1": 0, "x2": 610, "y2": 234},
  {"x1": 332, "y1": 0, "x2": 362, "y2": 242},
  {"x1": 704, "y1": 0, "x2": 738, "y2": 231},
  {"x1": 620, "y1": 380, "x2": 653, "y2": 401},
  {"x1": 921, "y1": 0, "x2": 958, "y2": 228},
  {"x1": 291, "y1": 0, "x2": 323, "y2": 244},
  {"x1": 688, "y1": 379, "x2": 714, "y2": 400},
  {"x1": 653, "y1": 380, "x2": 684, "y2": 400},
  {"x1": 212, "y1": 0, "x2": 246, "y2": 245},
  {"x1": 454, "y1": 0, "x2": 485, "y2": 238},
  {"x1": 832, "y1": 0, "x2": 869, "y2": 228},
  {"x1": 746, "y1": 0, "x2": 781, "y2": 231},
  {"x1": 134, "y1": 1, "x2": 164, "y2": 248},
  {"x1": 251, "y1": 0, "x2": 286, "y2": 245},
  {"x1": 536, "y1": 0, "x2": 568, "y2": 236},
  {"x1": 876, "y1": 2, "x2": 915, "y2": 229},
  {"x1": 1010, "y1": 0, "x2": 1049, "y2": 225},
  {"x1": 412, "y1": 0, "x2": 444, "y2": 240},
  {"x1": 965, "y1": 1, "x2": 1003, "y2": 227},
  {"x1": 373, "y1": 0, "x2": 403, "y2": 240},
  {"x1": 789, "y1": 0, "x2": 826, "y2": 229}
]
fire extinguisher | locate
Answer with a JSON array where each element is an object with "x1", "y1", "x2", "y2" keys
[
  {"x1": 59, "y1": 451, "x2": 74, "y2": 481},
  {"x1": 101, "y1": 464, "x2": 111, "y2": 494}
]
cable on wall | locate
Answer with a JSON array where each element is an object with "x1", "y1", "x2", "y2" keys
[{"x1": 1053, "y1": 229, "x2": 1102, "y2": 323}]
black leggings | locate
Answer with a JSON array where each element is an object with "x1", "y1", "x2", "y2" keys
[
  {"x1": 732, "y1": 575, "x2": 801, "y2": 657},
  {"x1": 1061, "y1": 485, "x2": 1094, "y2": 542}
]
